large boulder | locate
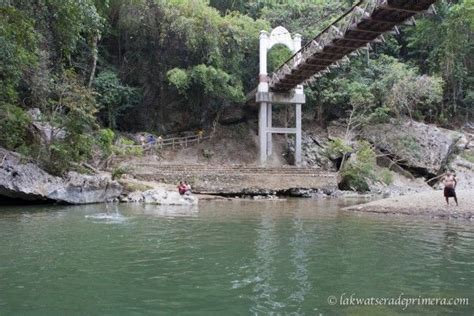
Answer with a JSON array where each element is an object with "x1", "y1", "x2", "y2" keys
[
  {"x1": 0, "y1": 160, "x2": 63, "y2": 201},
  {"x1": 447, "y1": 150, "x2": 474, "y2": 190},
  {"x1": 48, "y1": 172, "x2": 123, "y2": 204},
  {"x1": 142, "y1": 189, "x2": 198, "y2": 205},
  {"x1": 361, "y1": 120, "x2": 461, "y2": 177},
  {"x1": 0, "y1": 148, "x2": 122, "y2": 204},
  {"x1": 27, "y1": 108, "x2": 66, "y2": 143}
]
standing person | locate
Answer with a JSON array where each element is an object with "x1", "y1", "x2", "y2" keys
[
  {"x1": 443, "y1": 171, "x2": 458, "y2": 206},
  {"x1": 157, "y1": 135, "x2": 163, "y2": 149},
  {"x1": 139, "y1": 134, "x2": 146, "y2": 146}
]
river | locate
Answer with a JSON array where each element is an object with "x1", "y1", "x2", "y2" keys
[{"x1": 0, "y1": 199, "x2": 472, "y2": 315}]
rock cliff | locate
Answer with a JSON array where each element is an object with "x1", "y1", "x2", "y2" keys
[{"x1": 0, "y1": 148, "x2": 122, "y2": 204}]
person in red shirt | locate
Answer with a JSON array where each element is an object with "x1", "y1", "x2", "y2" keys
[{"x1": 177, "y1": 181, "x2": 186, "y2": 195}]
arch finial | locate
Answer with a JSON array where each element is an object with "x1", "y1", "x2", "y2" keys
[{"x1": 268, "y1": 26, "x2": 294, "y2": 51}]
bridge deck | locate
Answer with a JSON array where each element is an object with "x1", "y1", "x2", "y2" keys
[{"x1": 268, "y1": 0, "x2": 436, "y2": 92}]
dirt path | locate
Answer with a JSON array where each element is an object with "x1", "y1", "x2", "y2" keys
[{"x1": 345, "y1": 189, "x2": 474, "y2": 220}]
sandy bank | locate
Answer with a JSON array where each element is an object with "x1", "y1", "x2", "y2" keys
[{"x1": 345, "y1": 189, "x2": 474, "y2": 220}]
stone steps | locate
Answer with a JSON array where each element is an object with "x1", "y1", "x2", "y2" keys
[
  {"x1": 129, "y1": 163, "x2": 338, "y2": 194},
  {"x1": 133, "y1": 164, "x2": 327, "y2": 175}
]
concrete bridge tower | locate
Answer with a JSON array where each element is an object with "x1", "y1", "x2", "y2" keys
[{"x1": 257, "y1": 26, "x2": 305, "y2": 166}]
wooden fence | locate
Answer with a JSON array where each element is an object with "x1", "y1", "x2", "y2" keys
[
  {"x1": 158, "y1": 134, "x2": 211, "y2": 149},
  {"x1": 121, "y1": 134, "x2": 211, "y2": 153}
]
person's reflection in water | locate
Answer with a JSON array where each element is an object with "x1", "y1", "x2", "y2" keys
[{"x1": 442, "y1": 223, "x2": 459, "y2": 259}]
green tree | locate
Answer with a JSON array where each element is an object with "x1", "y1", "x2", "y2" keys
[
  {"x1": 0, "y1": 7, "x2": 37, "y2": 104},
  {"x1": 38, "y1": 70, "x2": 99, "y2": 175},
  {"x1": 407, "y1": 0, "x2": 473, "y2": 122},
  {"x1": 94, "y1": 70, "x2": 140, "y2": 129}
]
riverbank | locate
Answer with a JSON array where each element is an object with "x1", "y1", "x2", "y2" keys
[{"x1": 345, "y1": 189, "x2": 474, "y2": 220}]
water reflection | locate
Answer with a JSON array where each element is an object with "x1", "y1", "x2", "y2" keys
[
  {"x1": 288, "y1": 217, "x2": 311, "y2": 311},
  {"x1": 136, "y1": 204, "x2": 199, "y2": 218},
  {"x1": 250, "y1": 209, "x2": 281, "y2": 313}
]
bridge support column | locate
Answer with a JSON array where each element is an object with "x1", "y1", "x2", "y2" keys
[
  {"x1": 295, "y1": 103, "x2": 302, "y2": 167},
  {"x1": 259, "y1": 102, "x2": 268, "y2": 165},
  {"x1": 266, "y1": 103, "x2": 272, "y2": 157},
  {"x1": 255, "y1": 26, "x2": 304, "y2": 167}
]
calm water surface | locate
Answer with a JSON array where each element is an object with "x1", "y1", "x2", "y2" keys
[{"x1": 0, "y1": 199, "x2": 473, "y2": 315}]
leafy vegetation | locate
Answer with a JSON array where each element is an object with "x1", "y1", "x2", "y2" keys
[
  {"x1": 338, "y1": 141, "x2": 394, "y2": 191},
  {"x1": 0, "y1": 103, "x2": 31, "y2": 151},
  {"x1": 325, "y1": 138, "x2": 352, "y2": 161},
  {"x1": 339, "y1": 141, "x2": 378, "y2": 192},
  {"x1": 380, "y1": 169, "x2": 394, "y2": 186},
  {"x1": 94, "y1": 70, "x2": 139, "y2": 129},
  {"x1": 460, "y1": 151, "x2": 474, "y2": 164}
]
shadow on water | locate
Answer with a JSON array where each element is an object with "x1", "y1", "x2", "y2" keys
[{"x1": 0, "y1": 195, "x2": 54, "y2": 205}]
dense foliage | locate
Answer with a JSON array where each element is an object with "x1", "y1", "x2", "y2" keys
[{"x1": 0, "y1": 0, "x2": 472, "y2": 175}]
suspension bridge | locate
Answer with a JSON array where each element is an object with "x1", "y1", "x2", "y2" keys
[{"x1": 250, "y1": 0, "x2": 437, "y2": 166}]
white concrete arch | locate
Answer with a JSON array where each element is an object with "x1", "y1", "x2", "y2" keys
[
  {"x1": 258, "y1": 26, "x2": 301, "y2": 92},
  {"x1": 257, "y1": 26, "x2": 304, "y2": 166},
  {"x1": 268, "y1": 26, "x2": 295, "y2": 51}
]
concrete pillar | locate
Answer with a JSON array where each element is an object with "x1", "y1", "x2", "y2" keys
[
  {"x1": 266, "y1": 103, "x2": 272, "y2": 157},
  {"x1": 293, "y1": 33, "x2": 302, "y2": 66},
  {"x1": 258, "y1": 31, "x2": 269, "y2": 165},
  {"x1": 295, "y1": 103, "x2": 302, "y2": 166},
  {"x1": 259, "y1": 102, "x2": 267, "y2": 165},
  {"x1": 258, "y1": 31, "x2": 269, "y2": 93}
]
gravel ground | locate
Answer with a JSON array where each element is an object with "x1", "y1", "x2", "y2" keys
[{"x1": 345, "y1": 189, "x2": 474, "y2": 220}]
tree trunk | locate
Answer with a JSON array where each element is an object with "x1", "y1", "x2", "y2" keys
[{"x1": 88, "y1": 33, "x2": 100, "y2": 88}]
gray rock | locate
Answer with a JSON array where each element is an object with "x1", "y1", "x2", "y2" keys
[
  {"x1": 127, "y1": 191, "x2": 145, "y2": 202},
  {"x1": 0, "y1": 161, "x2": 62, "y2": 201},
  {"x1": 142, "y1": 189, "x2": 198, "y2": 205},
  {"x1": 286, "y1": 188, "x2": 314, "y2": 198},
  {"x1": 362, "y1": 120, "x2": 461, "y2": 176},
  {"x1": 48, "y1": 172, "x2": 122, "y2": 204},
  {"x1": 287, "y1": 132, "x2": 334, "y2": 169},
  {"x1": 28, "y1": 108, "x2": 66, "y2": 143},
  {"x1": 242, "y1": 187, "x2": 276, "y2": 196},
  {"x1": 0, "y1": 147, "x2": 122, "y2": 204},
  {"x1": 449, "y1": 153, "x2": 474, "y2": 190},
  {"x1": 327, "y1": 120, "x2": 357, "y2": 142}
]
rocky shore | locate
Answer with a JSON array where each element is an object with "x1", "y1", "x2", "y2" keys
[
  {"x1": 344, "y1": 189, "x2": 474, "y2": 220},
  {"x1": 0, "y1": 148, "x2": 196, "y2": 206},
  {"x1": 0, "y1": 148, "x2": 122, "y2": 204}
]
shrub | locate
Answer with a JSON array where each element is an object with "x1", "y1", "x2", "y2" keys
[
  {"x1": 0, "y1": 103, "x2": 31, "y2": 150},
  {"x1": 368, "y1": 106, "x2": 392, "y2": 124},
  {"x1": 113, "y1": 137, "x2": 143, "y2": 157},
  {"x1": 121, "y1": 181, "x2": 153, "y2": 192},
  {"x1": 111, "y1": 165, "x2": 131, "y2": 180},
  {"x1": 460, "y1": 151, "x2": 474, "y2": 164},
  {"x1": 325, "y1": 137, "x2": 352, "y2": 159},
  {"x1": 380, "y1": 168, "x2": 394, "y2": 185},
  {"x1": 339, "y1": 141, "x2": 377, "y2": 192},
  {"x1": 97, "y1": 128, "x2": 115, "y2": 157},
  {"x1": 202, "y1": 148, "x2": 214, "y2": 159}
]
